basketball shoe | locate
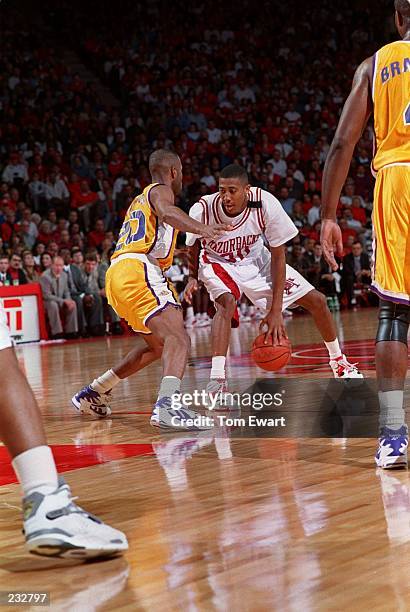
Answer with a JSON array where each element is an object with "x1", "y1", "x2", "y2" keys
[
  {"x1": 151, "y1": 396, "x2": 214, "y2": 430},
  {"x1": 72, "y1": 385, "x2": 112, "y2": 418},
  {"x1": 329, "y1": 355, "x2": 363, "y2": 379},
  {"x1": 205, "y1": 379, "x2": 239, "y2": 411},
  {"x1": 23, "y1": 478, "x2": 128, "y2": 558},
  {"x1": 375, "y1": 425, "x2": 408, "y2": 469}
]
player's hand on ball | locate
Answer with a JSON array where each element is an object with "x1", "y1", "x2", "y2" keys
[
  {"x1": 184, "y1": 277, "x2": 199, "y2": 304},
  {"x1": 259, "y1": 310, "x2": 287, "y2": 345},
  {"x1": 320, "y1": 219, "x2": 343, "y2": 271},
  {"x1": 202, "y1": 223, "x2": 233, "y2": 241}
]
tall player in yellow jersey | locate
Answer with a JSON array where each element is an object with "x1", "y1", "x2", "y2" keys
[
  {"x1": 321, "y1": 0, "x2": 410, "y2": 468},
  {"x1": 72, "y1": 149, "x2": 230, "y2": 429}
]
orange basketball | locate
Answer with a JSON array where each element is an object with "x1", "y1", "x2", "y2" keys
[{"x1": 251, "y1": 334, "x2": 292, "y2": 371}]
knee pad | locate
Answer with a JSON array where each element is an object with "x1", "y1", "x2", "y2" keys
[{"x1": 376, "y1": 299, "x2": 410, "y2": 345}]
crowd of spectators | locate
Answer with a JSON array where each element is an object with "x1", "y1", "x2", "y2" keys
[{"x1": 0, "y1": 0, "x2": 394, "y2": 336}]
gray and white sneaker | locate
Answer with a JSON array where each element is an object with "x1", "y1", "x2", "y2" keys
[
  {"x1": 23, "y1": 478, "x2": 128, "y2": 559},
  {"x1": 206, "y1": 379, "x2": 239, "y2": 411},
  {"x1": 150, "y1": 396, "x2": 214, "y2": 431},
  {"x1": 71, "y1": 385, "x2": 112, "y2": 418}
]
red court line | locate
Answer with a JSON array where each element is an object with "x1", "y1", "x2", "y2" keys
[{"x1": 0, "y1": 444, "x2": 154, "y2": 486}]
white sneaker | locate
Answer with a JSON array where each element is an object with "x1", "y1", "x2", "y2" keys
[
  {"x1": 71, "y1": 385, "x2": 112, "y2": 418},
  {"x1": 206, "y1": 379, "x2": 239, "y2": 411},
  {"x1": 151, "y1": 396, "x2": 214, "y2": 430},
  {"x1": 329, "y1": 354, "x2": 363, "y2": 379},
  {"x1": 23, "y1": 479, "x2": 128, "y2": 559}
]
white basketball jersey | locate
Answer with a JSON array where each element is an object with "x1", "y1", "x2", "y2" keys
[{"x1": 186, "y1": 187, "x2": 298, "y2": 266}]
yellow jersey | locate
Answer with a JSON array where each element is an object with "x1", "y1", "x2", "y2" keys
[
  {"x1": 372, "y1": 41, "x2": 410, "y2": 172},
  {"x1": 111, "y1": 183, "x2": 178, "y2": 270}
]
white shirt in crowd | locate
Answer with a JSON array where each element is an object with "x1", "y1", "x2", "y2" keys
[
  {"x1": 275, "y1": 142, "x2": 293, "y2": 158},
  {"x1": 200, "y1": 174, "x2": 217, "y2": 189},
  {"x1": 267, "y1": 158, "x2": 287, "y2": 178},
  {"x1": 45, "y1": 179, "x2": 69, "y2": 201},
  {"x1": 2, "y1": 163, "x2": 29, "y2": 184},
  {"x1": 307, "y1": 205, "x2": 321, "y2": 227},
  {"x1": 207, "y1": 127, "x2": 222, "y2": 144}
]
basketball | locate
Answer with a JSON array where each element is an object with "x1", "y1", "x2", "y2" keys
[{"x1": 251, "y1": 334, "x2": 292, "y2": 371}]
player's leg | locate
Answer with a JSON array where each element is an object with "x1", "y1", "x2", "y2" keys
[
  {"x1": 0, "y1": 318, "x2": 127, "y2": 558},
  {"x1": 204, "y1": 292, "x2": 239, "y2": 405},
  {"x1": 72, "y1": 333, "x2": 164, "y2": 417},
  {"x1": 198, "y1": 260, "x2": 241, "y2": 388},
  {"x1": 211, "y1": 292, "x2": 237, "y2": 376},
  {"x1": 147, "y1": 305, "x2": 213, "y2": 429},
  {"x1": 371, "y1": 166, "x2": 410, "y2": 468},
  {"x1": 73, "y1": 258, "x2": 167, "y2": 418},
  {"x1": 375, "y1": 300, "x2": 409, "y2": 468},
  {"x1": 295, "y1": 289, "x2": 363, "y2": 378}
]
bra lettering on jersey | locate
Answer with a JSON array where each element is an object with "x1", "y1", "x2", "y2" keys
[{"x1": 381, "y1": 57, "x2": 410, "y2": 83}]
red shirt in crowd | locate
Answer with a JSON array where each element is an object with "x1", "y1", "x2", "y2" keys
[
  {"x1": 71, "y1": 189, "x2": 98, "y2": 209},
  {"x1": 88, "y1": 230, "x2": 105, "y2": 248}
]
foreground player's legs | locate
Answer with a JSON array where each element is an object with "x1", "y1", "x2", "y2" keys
[
  {"x1": 147, "y1": 305, "x2": 213, "y2": 429},
  {"x1": 0, "y1": 347, "x2": 127, "y2": 558},
  {"x1": 375, "y1": 300, "x2": 409, "y2": 469},
  {"x1": 296, "y1": 289, "x2": 363, "y2": 379},
  {"x1": 72, "y1": 334, "x2": 164, "y2": 417}
]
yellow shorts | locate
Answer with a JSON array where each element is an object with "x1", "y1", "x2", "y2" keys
[
  {"x1": 372, "y1": 164, "x2": 410, "y2": 305},
  {"x1": 106, "y1": 254, "x2": 180, "y2": 334}
]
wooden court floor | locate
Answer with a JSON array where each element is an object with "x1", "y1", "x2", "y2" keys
[{"x1": 0, "y1": 307, "x2": 410, "y2": 611}]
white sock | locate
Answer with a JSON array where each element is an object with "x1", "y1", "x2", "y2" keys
[
  {"x1": 157, "y1": 376, "x2": 181, "y2": 400},
  {"x1": 325, "y1": 338, "x2": 342, "y2": 360},
  {"x1": 12, "y1": 446, "x2": 59, "y2": 496},
  {"x1": 186, "y1": 307, "x2": 194, "y2": 320},
  {"x1": 378, "y1": 390, "x2": 405, "y2": 431},
  {"x1": 211, "y1": 356, "x2": 226, "y2": 379},
  {"x1": 91, "y1": 369, "x2": 121, "y2": 393}
]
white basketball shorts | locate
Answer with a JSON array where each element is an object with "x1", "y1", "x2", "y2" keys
[{"x1": 199, "y1": 252, "x2": 313, "y2": 312}]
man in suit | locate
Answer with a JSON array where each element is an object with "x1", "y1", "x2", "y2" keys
[
  {"x1": 342, "y1": 241, "x2": 372, "y2": 307},
  {"x1": 40, "y1": 256, "x2": 78, "y2": 339},
  {"x1": 0, "y1": 256, "x2": 9, "y2": 285},
  {"x1": 6, "y1": 254, "x2": 28, "y2": 286},
  {"x1": 70, "y1": 250, "x2": 105, "y2": 336}
]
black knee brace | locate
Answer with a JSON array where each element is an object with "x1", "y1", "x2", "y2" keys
[{"x1": 376, "y1": 299, "x2": 410, "y2": 345}]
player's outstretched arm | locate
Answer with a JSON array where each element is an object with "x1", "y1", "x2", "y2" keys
[
  {"x1": 150, "y1": 185, "x2": 232, "y2": 239},
  {"x1": 184, "y1": 240, "x2": 201, "y2": 304},
  {"x1": 321, "y1": 57, "x2": 373, "y2": 270}
]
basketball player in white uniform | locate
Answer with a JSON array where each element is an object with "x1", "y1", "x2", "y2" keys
[
  {"x1": 184, "y1": 164, "x2": 362, "y2": 396},
  {"x1": 0, "y1": 304, "x2": 127, "y2": 557}
]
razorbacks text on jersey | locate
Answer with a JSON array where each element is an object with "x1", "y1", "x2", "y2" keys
[
  {"x1": 186, "y1": 187, "x2": 298, "y2": 265},
  {"x1": 112, "y1": 183, "x2": 178, "y2": 270}
]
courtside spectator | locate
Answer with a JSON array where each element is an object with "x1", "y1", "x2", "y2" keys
[
  {"x1": 342, "y1": 241, "x2": 372, "y2": 308},
  {"x1": 40, "y1": 256, "x2": 78, "y2": 340},
  {"x1": 7, "y1": 254, "x2": 27, "y2": 285}
]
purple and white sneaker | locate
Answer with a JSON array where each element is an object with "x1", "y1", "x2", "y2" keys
[
  {"x1": 375, "y1": 426, "x2": 408, "y2": 469},
  {"x1": 72, "y1": 385, "x2": 112, "y2": 418}
]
